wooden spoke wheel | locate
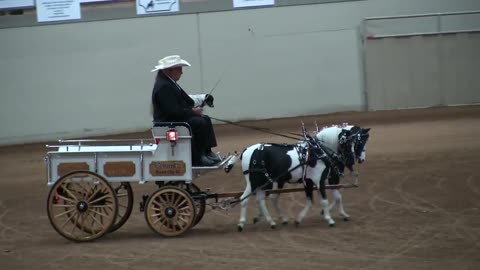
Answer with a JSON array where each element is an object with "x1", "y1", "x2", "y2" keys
[
  {"x1": 168, "y1": 182, "x2": 206, "y2": 227},
  {"x1": 109, "y1": 182, "x2": 133, "y2": 233},
  {"x1": 47, "y1": 171, "x2": 118, "y2": 242},
  {"x1": 64, "y1": 182, "x2": 133, "y2": 234},
  {"x1": 145, "y1": 186, "x2": 196, "y2": 237}
]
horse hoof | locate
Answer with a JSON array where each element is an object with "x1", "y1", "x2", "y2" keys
[
  {"x1": 237, "y1": 225, "x2": 244, "y2": 232},
  {"x1": 282, "y1": 221, "x2": 288, "y2": 226},
  {"x1": 321, "y1": 210, "x2": 324, "y2": 215},
  {"x1": 329, "y1": 223, "x2": 336, "y2": 227},
  {"x1": 343, "y1": 217, "x2": 349, "y2": 222},
  {"x1": 253, "y1": 217, "x2": 259, "y2": 224},
  {"x1": 270, "y1": 224, "x2": 276, "y2": 230},
  {"x1": 294, "y1": 221, "x2": 300, "y2": 227}
]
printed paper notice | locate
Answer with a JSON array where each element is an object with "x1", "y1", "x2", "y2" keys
[
  {"x1": 0, "y1": 0, "x2": 34, "y2": 9},
  {"x1": 233, "y1": 0, "x2": 274, "y2": 8},
  {"x1": 136, "y1": 0, "x2": 179, "y2": 15},
  {"x1": 36, "y1": 0, "x2": 81, "y2": 22},
  {"x1": 80, "y1": 0, "x2": 110, "y2": 2}
]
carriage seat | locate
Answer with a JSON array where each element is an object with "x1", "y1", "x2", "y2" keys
[{"x1": 151, "y1": 122, "x2": 220, "y2": 167}]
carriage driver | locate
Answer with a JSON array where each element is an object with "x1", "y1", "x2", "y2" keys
[{"x1": 151, "y1": 55, "x2": 221, "y2": 167}]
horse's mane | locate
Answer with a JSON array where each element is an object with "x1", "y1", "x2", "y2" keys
[{"x1": 320, "y1": 123, "x2": 350, "y2": 131}]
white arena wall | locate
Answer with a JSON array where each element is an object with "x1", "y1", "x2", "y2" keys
[{"x1": 1, "y1": 0, "x2": 479, "y2": 145}]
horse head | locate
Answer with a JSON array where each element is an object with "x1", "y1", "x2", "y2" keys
[
  {"x1": 337, "y1": 128, "x2": 356, "y2": 169},
  {"x1": 351, "y1": 127, "x2": 370, "y2": 164}
]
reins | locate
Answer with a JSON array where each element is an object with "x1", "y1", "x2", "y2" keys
[
  {"x1": 207, "y1": 117, "x2": 353, "y2": 209},
  {"x1": 210, "y1": 116, "x2": 303, "y2": 141}
]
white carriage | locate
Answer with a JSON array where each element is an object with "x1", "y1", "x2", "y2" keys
[
  {"x1": 45, "y1": 122, "x2": 236, "y2": 242},
  {"x1": 45, "y1": 121, "x2": 363, "y2": 242}
]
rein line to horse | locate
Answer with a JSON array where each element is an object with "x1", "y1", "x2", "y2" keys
[
  {"x1": 209, "y1": 116, "x2": 302, "y2": 141},
  {"x1": 206, "y1": 116, "x2": 352, "y2": 208},
  {"x1": 211, "y1": 115, "x2": 347, "y2": 177}
]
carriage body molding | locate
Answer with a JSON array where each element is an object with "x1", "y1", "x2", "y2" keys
[{"x1": 46, "y1": 123, "x2": 193, "y2": 186}]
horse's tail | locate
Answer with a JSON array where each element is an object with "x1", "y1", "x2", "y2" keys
[
  {"x1": 223, "y1": 151, "x2": 239, "y2": 173},
  {"x1": 224, "y1": 148, "x2": 248, "y2": 173},
  {"x1": 239, "y1": 147, "x2": 247, "y2": 160}
]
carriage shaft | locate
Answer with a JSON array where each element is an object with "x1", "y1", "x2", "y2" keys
[{"x1": 212, "y1": 184, "x2": 357, "y2": 199}]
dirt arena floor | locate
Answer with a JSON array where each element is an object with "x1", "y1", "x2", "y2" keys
[{"x1": 0, "y1": 106, "x2": 479, "y2": 270}]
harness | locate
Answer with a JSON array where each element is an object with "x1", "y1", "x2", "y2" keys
[
  {"x1": 242, "y1": 143, "x2": 309, "y2": 181},
  {"x1": 233, "y1": 141, "x2": 333, "y2": 206},
  {"x1": 315, "y1": 141, "x2": 345, "y2": 177}
]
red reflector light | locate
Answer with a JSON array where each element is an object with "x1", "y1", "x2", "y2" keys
[{"x1": 166, "y1": 130, "x2": 178, "y2": 141}]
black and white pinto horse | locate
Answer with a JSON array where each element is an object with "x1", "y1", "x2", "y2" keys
[
  {"x1": 235, "y1": 126, "x2": 357, "y2": 231},
  {"x1": 315, "y1": 124, "x2": 370, "y2": 221}
]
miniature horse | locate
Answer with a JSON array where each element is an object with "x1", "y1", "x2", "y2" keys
[
  {"x1": 316, "y1": 124, "x2": 371, "y2": 220},
  {"x1": 245, "y1": 124, "x2": 371, "y2": 226},
  {"x1": 236, "y1": 126, "x2": 355, "y2": 231}
]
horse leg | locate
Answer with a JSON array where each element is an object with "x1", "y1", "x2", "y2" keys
[
  {"x1": 295, "y1": 179, "x2": 314, "y2": 226},
  {"x1": 325, "y1": 171, "x2": 341, "y2": 216},
  {"x1": 328, "y1": 195, "x2": 337, "y2": 212},
  {"x1": 238, "y1": 180, "x2": 252, "y2": 232},
  {"x1": 295, "y1": 198, "x2": 312, "y2": 226},
  {"x1": 271, "y1": 193, "x2": 288, "y2": 225},
  {"x1": 319, "y1": 169, "x2": 335, "y2": 227},
  {"x1": 257, "y1": 190, "x2": 277, "y2": 229},
  {"x1": 254, "y1": 181, "x2": 278, "y2": 224},
  {"x1": 350, "y1": 170, "x2": 359, "y2": 186},
  {"x1": 253, "y1": 199, "x2": 264, "y2": 224},
  {"x1": 332, "y1": 189, "x2": 349, "y2": 221},
  {"x1": 321, "y1": 192, "x2": 337, "y2": 214},
  {"x1": 269, "y1": 182, "x2": 288, "y2": 225}
]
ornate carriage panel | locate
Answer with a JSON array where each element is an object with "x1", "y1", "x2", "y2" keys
[
  {"x1": 96, "y1": 151, "x2": 144, "y2": 183},
  {"x1": 47, "y1": 152, "x2": 96, "y2": 186}
]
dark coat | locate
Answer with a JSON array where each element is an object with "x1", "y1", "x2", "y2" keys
[{"x1": 152, "y1": 75, "x2": 196, "y2": 122}]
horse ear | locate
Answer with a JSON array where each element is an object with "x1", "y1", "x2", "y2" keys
[{"x1": 363, "y1": 128, "x2": 371, "y2": 133}]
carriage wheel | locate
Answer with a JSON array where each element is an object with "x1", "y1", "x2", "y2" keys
[
  {"x1": 145, "y1": 186, "x2": 196, "y2": 237},
  {"x1": 109, "y1": 182, "x2": 134, "y2": 233},
  {"x1": 62, "y1": 182, "x2": 132, "y2": 234},
  {"x1": 47, "y1": 171, "x2": 118, "y2": 242},
  {"x1": 168, "y1": 182, "x2": 206, "y2": 227}
]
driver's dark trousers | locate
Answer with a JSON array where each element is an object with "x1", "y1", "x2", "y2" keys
[{"x1": 186, "y1": 115, "x2": 217, "y2": 163}]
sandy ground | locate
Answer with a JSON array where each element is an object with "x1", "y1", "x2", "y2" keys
[{"x1": 0, "y1": 105, "x2": 479, "y2": 270}]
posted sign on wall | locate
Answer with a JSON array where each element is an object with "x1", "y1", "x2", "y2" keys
[
  {"x1": 233, "y1": 0, "x2": 274, "y2": 8},
  {"x1": 36, "y1": 0, "x2": 81, "y2": 22},
  {"x1": 0, "y1": 0, "x2": 34, "y2": 9},
  {"x1": 136, "y1": 0, "x2": 179, "y2": 15}
]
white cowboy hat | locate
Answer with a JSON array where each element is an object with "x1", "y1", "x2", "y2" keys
[{"x1": 151, "y1": 55, "x2": 191, "y2": 72}]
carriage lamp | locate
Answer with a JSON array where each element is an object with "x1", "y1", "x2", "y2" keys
[
  {"x1": 166, "y1": 129, "x2": 178, "y2": 142},
  {"x1": 166, "y1": 128, "x2": 178, "y2": 156}
]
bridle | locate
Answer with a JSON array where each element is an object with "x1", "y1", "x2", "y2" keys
[{"x1": 351, "y1": 132, "x2": 369, "y2": 162}]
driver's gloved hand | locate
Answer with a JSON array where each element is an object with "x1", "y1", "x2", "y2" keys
[{"x1": 204, "y1": 94, "x2": 214, "y2": 107}]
